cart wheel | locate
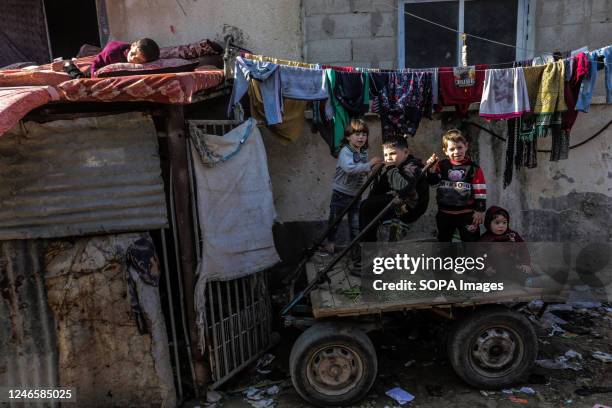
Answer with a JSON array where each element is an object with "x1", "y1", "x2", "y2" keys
[
  {"x1": 290, "y1": 322, "x2": 377, "y2": 407},
  {"x1": 447, "y1": 307, "x2": 538, "y2": 389}
]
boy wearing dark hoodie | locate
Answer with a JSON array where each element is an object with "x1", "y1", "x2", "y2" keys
[{"x1": 478, "y1": 206, "x2": 532, "y2": 278}]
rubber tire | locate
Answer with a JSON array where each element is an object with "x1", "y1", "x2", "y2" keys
[
  {"x1": 447, "y1": 307, "x2": 538, "y2": 390},
  {"x1": 290, "y1": 322, "x2": 378, "y2": 407}
]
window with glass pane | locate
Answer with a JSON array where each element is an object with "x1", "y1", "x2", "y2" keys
[
  {"x1": 404, "y1": 1, "x2": 458, "y2": 68},
  {"x1": 464, "y1": 0, "x2": 517, "y2": 64},
  {"x1": 402, "y1": 0, "x2": 519, "y2": 68}
]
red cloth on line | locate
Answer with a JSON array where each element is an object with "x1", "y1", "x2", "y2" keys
[{"x1": 437, "y1": 64, "x2": 488, "y2": 114}]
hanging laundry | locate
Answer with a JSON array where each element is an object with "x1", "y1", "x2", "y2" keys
[
  {"x1": 333, "y1": 71, "x2": 370, "y2": 115},
  {"x1": 437, "y1": 64, "x2": 487, "y2": 114},
  {"x1": 249, "y1": 80, "x2": 306, "y2": 143},
  {"x1": 280, "y1": 65, "x2": 328, "y2": 100},
  {"x1": 311, "y1": 100, "x2": 336, "y2": 156},
  {"x1": 245, "y1": 53, "x2": 319, "y2": 69},
  {"x1": 325, "y1": 69, "x2": 351, "y2": 154},
  {"x1": 479, "y1": 68, "x2": 530, "y2": 119},
  {"x1": 410, "y1": 67, "x2": 439, "y2": 105},
  {"x1": 576, "y1": 46, "x2": 612, "y2": 112},
  {"x1": 521, "y1": 60, "x2": 567, "y2": 140},
  {"x1": 372, "y1": 71, "x2": 433, "y2": 141},
  {"x1": 556, "y1": 52, "x2": 590, "y2": 161},
  {"x1": 229, "y1": 57, "x2": 282, "y2": 124}
]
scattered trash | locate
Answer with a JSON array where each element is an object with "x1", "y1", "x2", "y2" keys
[
  {"x1": 246, "y1": 387, "x2": 263, "y2": 400},
  {"x1": 508, "y1": 396, "x2": 529, "y2": 404},
  {"x1": 574, "y1": 386, "x2": 612, "y2": 396},
  {"x1": 255, "y1": 354, "x2": 275, "y2": 374},
  {"x1": 425, "y1": 384, "x2": 443, "y2": 397},
  {"x1": 266, "y1": 385, "x2": 280, "y2": 396},
  {"x1": 247, "y1": 399, "x2": 274, "y2": 408},
  {"x1": 566, "y1": 399, "x2": 573, "y2": 404},
  {"x1": 206, "y1": 390, "x2": 223, "y2": 403},
  {"x1": 244, "y1": 387, "x2": 276, "y2": 408},
  {"x1": 480, "y1": 390, "x2": 494, "y2": 397},
  {"x1": 404, "y1": 360, "x2": 415, "y2": 367},
  {"x1": 536, "y1": 350, "x2": 583, "y2": 371},
  {"x1": 592, "y1": 351, "x2": 612, "y2": 363},
  {"x1": 385, "y1": 387, "x2": 415, "y2": 405},
  {"x1": 565, "y1": 350, "x2": 583, "y2": 360},
  {"x1": 593, "y1": 404, "x2": 611, "y2": 408},
  {"x1": 502, "y1": 387, "x2": 536, "y2": 395}
]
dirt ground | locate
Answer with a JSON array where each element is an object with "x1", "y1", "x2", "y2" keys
[{"x1": 191, "y1": 303, "x2": 612, "y2": 408}]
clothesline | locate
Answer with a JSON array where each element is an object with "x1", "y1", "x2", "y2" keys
[{"x1": 241, "y1": 43, "x2": 612, "y2": 74}]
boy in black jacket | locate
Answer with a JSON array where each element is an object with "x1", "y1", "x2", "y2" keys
[{"x1": 359, "y1": 137, "x2": 424, "y2": 243}]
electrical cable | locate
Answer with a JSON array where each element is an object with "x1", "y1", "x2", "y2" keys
[{"x1": 462, "y1": 119, "x2": 612, "y2": 151}]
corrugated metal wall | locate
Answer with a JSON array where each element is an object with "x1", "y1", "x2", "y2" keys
[
  {"x1": 0, "y1": 239, "x2": 58, "y2": 393},
  {"x1": 0, "y1": 112, "x2": 167, "y2": 240}
]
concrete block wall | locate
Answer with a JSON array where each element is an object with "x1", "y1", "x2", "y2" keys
[{"x1": 303, "y1": 0, "x2": 397, "y2": 67}]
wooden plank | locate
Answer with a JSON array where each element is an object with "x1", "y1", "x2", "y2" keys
[{"x1": 307, "y1": 253, "x2": 554, "y2": 319}]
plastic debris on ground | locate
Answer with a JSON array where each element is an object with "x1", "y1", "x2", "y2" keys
[
  {"x1": 244, "y1": 386, "x2": 277, "y2": 408},
  {"x1": 536, "y1": 350, "x2": 583, "y2": 371},
  {"x1": 593, "y1": 404, "x2": 611, "y2": 408},
  {"x1": 592, "y1": 351, "x2": 612, "y2": 363},
  {"x1": 385, "y1": 387, "x2": 415, "y2": 405},
  {"x1": 255, "y1": 353, "x2": 275, "y2": 374},
  {"x1": 503, "y1": 387, "x2": 537, "y2": 395},
  {"x1": 508, "y1": 396, "x2": 529, "y2": 404}
]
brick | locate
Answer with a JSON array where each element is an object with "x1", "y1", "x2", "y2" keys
[
  {"x1": 307, "y1": 39, "x2": 352, "y2": 62},
  {"x1": 305, "y1": 14, "x2": 371, "y2": 41},
  {"x1": 352, "y1": 37, "x2": 395, "y2": 62},
  {"x1": 304, "y1": 0, "x2": 351, "y2": 16},
  {"x1": 350, "y1": 0, "x2": 395, "y2": 13}
]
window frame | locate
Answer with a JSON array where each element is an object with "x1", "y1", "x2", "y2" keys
[{"x1": 397, "y1": 0, "x2": 533, "y2": 68}]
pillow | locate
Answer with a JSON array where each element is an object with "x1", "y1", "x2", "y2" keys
[
  {"x1": 96, "y1": 58, "x2": 198, "y2": 78},
  {"x1": 159, "y1": 39, "x2": 222, "y2": 60}
]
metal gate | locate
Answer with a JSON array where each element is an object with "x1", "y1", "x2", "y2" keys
[{"x1": 187, "y1": 119, "x2": 275, "y2": 388}]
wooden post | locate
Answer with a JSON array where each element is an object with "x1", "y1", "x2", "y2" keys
[{"x1": 166, "y1": 105, "x2": 209, "y2": 392}]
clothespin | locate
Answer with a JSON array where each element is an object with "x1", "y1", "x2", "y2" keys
[{"x1": 461, "y1": 33, "x2": 468, "y2": 67}]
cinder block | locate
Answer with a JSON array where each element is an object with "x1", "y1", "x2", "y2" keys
[
  {"x1": 304, "y1": 0, "x2": 351, "y2": 16},
  {"x1": 535, "y1": 25, "x2": 563, "y2": 51},
  {"x1": 371, "y1": 11, "x2": 394, "y2": 37},
  {"x1": 307, "y1": 39, "x2": 352, "y2": 62},
  {"x1": 305, "y1": 13, "x2": 372, "y2": 41},
  {"x1": 352, "y1": 37, "x2": 395, "y2": 62},
  {"x1": 351, "y1": 0, "x2": 395, "y2": 13}
]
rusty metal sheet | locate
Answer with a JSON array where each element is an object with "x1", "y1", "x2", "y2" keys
[{"x1": 0, "y1": 112, "x2": 167, "y2": 240}]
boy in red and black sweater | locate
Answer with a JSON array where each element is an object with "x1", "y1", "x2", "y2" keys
[{"x1": 426, "y1": 129, "x2": 486, "y2": 241}]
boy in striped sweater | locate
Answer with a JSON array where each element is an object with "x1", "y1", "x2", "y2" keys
[{"x1": 426, "y1": 129, "x2": 486, "y2": 241}]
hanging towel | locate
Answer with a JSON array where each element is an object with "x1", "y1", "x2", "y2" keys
[
  {"x1": 280, "y1": 65, "x2": 328, "y2": 100},
  {"x1": 479, "y1": 68, "x2": 530, "y2": 119},
  {"x1": 249, "y1": 80, "x2": 306, "y2": 143},
  {"x1": 520, "y1": 61, "x2": 567, "y2": 141},
  {"x1": 229, "y1": 56, "x2": 282, "y2": 124}
]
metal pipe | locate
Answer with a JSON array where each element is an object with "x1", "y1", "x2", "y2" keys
[
  {"x1": 161, "y1": 229, "x2": 183, "y2": 399},
  {"x1": 169, "y1": 170, "x2": 199, "y2": 397}
]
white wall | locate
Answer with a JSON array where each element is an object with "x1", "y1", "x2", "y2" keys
[{"x1": 105, "y1": 0, "x2": 302, "y2": 60}]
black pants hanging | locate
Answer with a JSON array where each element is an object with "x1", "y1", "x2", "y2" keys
[{"x1": 436, "y1": 211, "x2": 480, "y2": 242}]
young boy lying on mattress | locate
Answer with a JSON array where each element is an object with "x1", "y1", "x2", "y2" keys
[{"x1": 62, "y1": 38, "x2": 160, "y2": 78}]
